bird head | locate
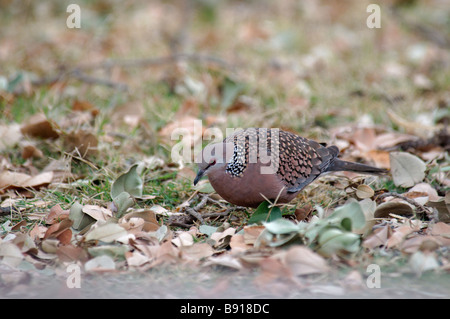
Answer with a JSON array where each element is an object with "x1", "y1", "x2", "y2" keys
[{"x1": 193, "y1": 142, "x2": 234, "y2": 185}]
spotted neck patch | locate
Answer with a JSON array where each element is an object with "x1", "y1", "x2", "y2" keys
[{"x1": 226, "y1": 144, "x2": 247, "y2": 177}]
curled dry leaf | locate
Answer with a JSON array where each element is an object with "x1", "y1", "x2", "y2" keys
[
  {"x1": 356, "y1": 184, "x2": 374, "y2": 199},
  {"x1": 0, "y1": 171, "x2": 53, "y2": 192},
  {"x1": 20, "y1": 113, "x2": 59, "y2": 139},
  {"x1": 374, "y1": 201, "x2": 414, "y2": 218},
  {"x1": 120, "y1": 210, "x2": 159, "y2": 232}
]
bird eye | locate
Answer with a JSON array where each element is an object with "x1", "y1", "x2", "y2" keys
[{"x1": 207, "y1": 159, "x2": 216, "y2": 168}]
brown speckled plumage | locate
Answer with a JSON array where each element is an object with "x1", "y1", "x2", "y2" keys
[{"x1": 194, "y1": 128, "x2": 387, "y2": 208}]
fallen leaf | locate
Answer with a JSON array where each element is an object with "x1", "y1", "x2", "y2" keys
[
  {"x1": 362, "y1": 225, "x2": 391, "y2": 249},
  {"x1": 110, "y1": 163, "x2": 144, "y2": 200},
  {"x1": 64, "y1": 129, "x2": 98, "y2": 157},
  {"x1": 172, "y1": 232, "x2": 194, "y2": 247},
  {"x1": 21, "y1": 144, "x2": 43, "y2": 159},
  {"x1": 278, "y1": 245, "x2": 329, "y2": 276},
  {"x1": 82, "y1": 205, "x2": 113, "y2": 221},
  {"x1": 0, "y1": 171, "x2": 53, "y2": 192},
  {"x1": 20, "y1": 113, "x2": 59, "y2": 139},
  {"x1": 356, "y1": 184, "x2": 374, "y2": 199},
  {"x1": 84, "y1": 255, "x2": 116, "y2": 272},
  {"x1": 374, "y1": 201, "x2": 414, "y2": 218},
  {"x1": 409, "y1": 251, "x2": 439, "y2": 275},
  {"x1": 229, "y1": 234, "x2": 252, "y2": 253},
  {"x1": 85, "y1": 223, "x2": 128, "y2": 243},
  {"x1": 387, "y1": 222, "x2": 421, "y2": 248},
  {"x1": 0, "y1": 123, "x2": 21, "y2": 151},
  {"x1": 0, "y1": 242, "x2": 23, "y2": 268},
  {"x1": 180, "y1": 242, "x2": 214, "y2": 260}
]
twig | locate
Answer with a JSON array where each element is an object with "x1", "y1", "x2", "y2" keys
[
  {"x1": 183, "y1": 195, "x2": 208, "y2": 223},
  {"x1": 76, "y1": 53, "x2": 235, "y2": 72},
  {"x1": 377, "y1": 192, "x2": 433, "y2": 215},
  {"x1": 70, "y1": 69, "x2": 128, "y2": 91}
]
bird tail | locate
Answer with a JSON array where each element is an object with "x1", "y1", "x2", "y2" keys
[{"x1": 326, "y1": 158, "x2": 388, "y2": 175}]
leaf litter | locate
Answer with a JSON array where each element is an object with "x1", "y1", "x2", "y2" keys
[{"x1": 0, "y1": 0, "x2": 449, "y2": 298}]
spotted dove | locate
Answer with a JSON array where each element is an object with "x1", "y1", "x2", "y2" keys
[{"x1": 194, "y1": 128, "x2": 388, "y2": 208}]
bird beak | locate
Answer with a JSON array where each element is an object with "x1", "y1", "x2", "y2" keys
[{"x1": 193, "y1": 169, "x2": 205, "y2": 186}]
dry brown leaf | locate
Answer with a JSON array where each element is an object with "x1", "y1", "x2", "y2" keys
[
  {"x1": 294, "y1": 204, "x2": 313, "y2": 221},
  {"x1": 125, "y1": 250, "x2": 151, "y2": 267},
  {"x1": 43, "y1": 218, "x2": 73, "y2": 244},
  {"x1": 409, "y1": 183, "x2": 439, "y2": 201},
  {"x1": 72, "y1": 99, "x2": 99, "y2": 117},
  {"x1": 430, "y1": 222, "x2": 450, "y2": 237},
  {"x1": 172, "y1": 232, "x2": 194, "y2": 247},
  {"x1": 374, "y1": 201, "x2": 413, "y2": 218},
  {"x1": 386, "y1": 222, "x2": 421, "y2": 248},
  {"x1": 0, "y1": 170, "x2": 53, "y2": 193},
  {"x1": 158, "y1": 115, "x2": 204, "y2": 147},
  {"x1": 351, "y1": 127, "x2": 377, "y2": 152},
  {"x1": 356, "y1": 184, "x2": 374, "y2": 199},
  {"x1": 29, "y1": 224, "x2": 47, "y2": 241},
  {"x1": 57, "y1": 244, "x2": 89, "y2": 262},
  {"x1": 148, "y1": 240, "x2": 180, "y2": 267},
  {"x1": 180, "y1": 242, "x2": 214, "y2": 261},
  {"x1": 21, "y1": 144, "x2": 43, "y2": 159},
  {"x1": 82, "y1": 205, "x2": 113, "y2": 221},
  {"x1": 20, "y1": 113, "x2": 59, "y2": 139},
  {"x1": 362, "y1": 225, "x2": 391, "y2": 249},
  {"x1": 45, "y1": 204, "x2": 69, "y2": 224},
  {"x1": 64, "y1": 129, "x2": 98, "y2": 157},
  {"x1": 401, "y1": 236, "x2": 442, "y2": 254},
  {"x1": 229, "y1": 234, "x2": 252, "y2": 253},
  {"x1": 243, "y1": 225, "x2": 265, "y2": 245},
  {"x1": 362, "y1": 150, "x2": 390, "y2": 169},
  {"x1": 277, "y1": 246, "x2": 329, "y2": 276},
  {"x1": 120, "y1": 210, "x2": 159, "y2": 232}
]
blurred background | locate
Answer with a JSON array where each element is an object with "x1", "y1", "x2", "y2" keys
[{"x1": 1, "y1": 0, "x2": 448, "y2": 140}]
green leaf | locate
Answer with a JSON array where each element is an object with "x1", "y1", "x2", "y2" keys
[
  {"x1": 262, "y1": 218, "x2": 300, "y2": 235},
  {"x1": 88, "y1": 245, "x2": 128, "y2": 260},
  {"x1": 85, "y1": 222, "x2": 128, "y2": 243},
  {"x1": 317, "y1": 228, "x2": 361, "y2": 257},
  {"x1": 199, "y1": 225, "x2": 218, "y2": 237},
  {"x1": 326, "y1": 201, "x2": 366, "y2": 232},
  {"x1": 113, "y1": 191, "x2": 135, "y2": 218},
  {"x1": 111, "y1": 163, "x2": 144, "y2": 200},
  {"x1": 194, "y1": 182, "x2": 215, "y2": 194},
  {"x1": 248, "y1": 201, "x2": 283, "y2": 224},
  {"x1": 69, "y1": 201, "x2": 95, "y2": 231},
  {"x1": 221, "y1": 77, "x2": 246, "y2": 109}
]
